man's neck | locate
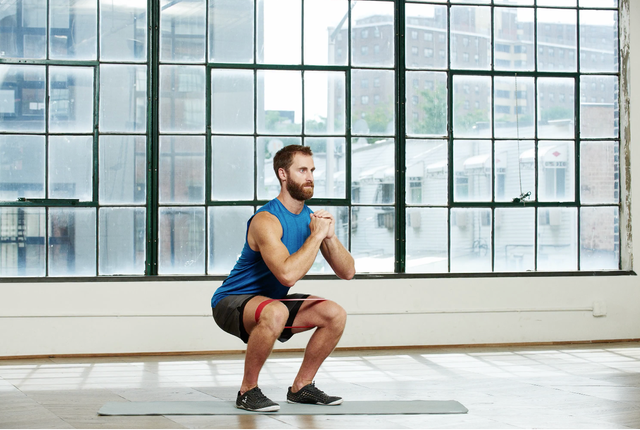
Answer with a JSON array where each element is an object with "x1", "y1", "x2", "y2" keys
[{"x1": 277, "y1": 193, "x2": 306, "y2": 215}]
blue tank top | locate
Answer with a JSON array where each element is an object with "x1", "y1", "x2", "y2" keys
[{"x1": 211, "y1": 198, "x2": 313, "y2": 308}]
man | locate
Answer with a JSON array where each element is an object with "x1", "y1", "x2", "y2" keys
[{"x1": 211, "y1": 145, "x2": 355, "y2": 412}]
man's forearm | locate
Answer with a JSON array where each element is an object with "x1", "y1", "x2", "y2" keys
[{"x1": 321, "y1": 236, "x2": 355, "y2": 280}]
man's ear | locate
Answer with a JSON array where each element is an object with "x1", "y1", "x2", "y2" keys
[{"x1": 278, "y1": 167, "x2": 287, "y2": 183}]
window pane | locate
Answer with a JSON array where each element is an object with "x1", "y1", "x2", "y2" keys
[
  {"x1": 580, "y1": 206, "x2": 619, "y2": 270},
  {"x1": 494, "y1": 7, "x2": 534, "y2": 71},
  {"x1": 304, "y1": 71, "x2": 346, "y2": 135},
  {"x1": 450, "y1": 6, "x2": 491, "y2": 70},
  {"x1": 211, "y1": 136, "x2": 254, "y2": 201},
  {"x1": 580, "y1": 141, "x2": 618, "y2": 204},
  {"x1": 537, "y1": 207, "x2": 577, "y2": 271},
  {"x1": 257, "y1": 0, "x2": 301, "y2": 65},
  {"x1": 159, "y1": 136, "x2": 205, "y2": 204},
  {"x1": 257, "y1": 137, "x2": 302, "y2": 200},
  {"x1": 160, "y1": 0, "x2": 206, "y2": 63},
  {"x1": 208, "y1": 206, "x2": 254, "y2": 274},
  {"x1": 352, "y1": 139, "x2": 394, "y2": 205},
  {"x1": 50, "y1": 0, "x2": 97, "y2": 60},
  {"x1": 450, "y1": 208, "x2": 492, "y2": 273},
  {"x1": 580, "y1": 0, "x2": 617, "y2": 7},
  {"x1": 405, "y1": 3, "x2": 447, "y2": 70},
  {"x1": 351, "y1": 69, "x2": 395, "y2": 136},
  {"x1": 209, "y1": 0, "x2": 254, "y2": 63},
  {"x1": 406, "y1": 139, "x2": 448, "y2": 205},
  {"x1": 0, "y1": 65, "x2": 45, "y2": 133},
  {"x1": 0, "y1": 207, "x2": 45, "y2": 277},
  {"x1": 580, "y1": 76, "x2": 618, "y2": 138},
  {"x1": 308, "y1": 206, "x2": 349, "y2": 274},
  {"x1": 494, "y1": 0, "x2": 533, "y2": 4},
  {"x1": 0, "y1": 0, "x2": 46, "y2": 59},
  {"x1": 211, "y1": 69, "x2": 254, "y2": 134},
  {"x1": 495, "y1": 140, "x2": 535, "y2": 203},
  {"x1": 99, "y1": 136, "x2": 146, "y2": 205},
  {"x1": 158, "y1": 207, "x2": 205, "y2": 275},
  {"x1": 99, "y1": 65, "x2": 147, "y2": 133},
  {"x1": 257, "y1": 70, "x2": 302, "y2": 135},
  {"x1": 99, "y1": 208, "x2": 146, "y2": 275},
  {"x1": 351, "y1": 206, "x2": 394, "y2": 273},
  {"x1": 453, "y1": 140, "x2": 491, "y2": 202},
  {"x1": 406, "y1": 71, "x2": 447, "y2": 137},
  {"x1": 580, "y1": 10, "x2": 618, "y2": 73},
  {"x1": 306, "y1": 137, "x2": 346, "y2": 199},
  {"x1": 351, "y1": 0, "x2": 394, "y2": 68},
  {"x1": 304, "y1": 0, "x2": 349, "y2": 66},
  {"x1": 49, "y1": 136, "x2": 93, "y2": 201},
  {"x1": 406, "y1": 208, "x2": 448, "y2": 273},
  {"x1": 49, "y1": 66, "x2": 94, "y2": 133},
  {"x1": 48, "y1": 208, "x2": 96, "y2": 277},
  {"x1": 538, "y1": 141, "x2": 575, "y2": 202},
  {"x1": 537, "y1": 77, "x2": 574, "y2": 139},
  {"x1": 452, "y1": 75, "x2": 491, "y2": 138},
  {"x1": 451, "y1": 0, "x2": 490, "y2": 3},
  {"x1": 159, "y1": 65, "x2": 206, "y2": 133},
  {"x1": 494, "y1": 76, "x2": 534, "y2": 139},
  {"x1": 537, "y1": 8, "x2": 576, "y2": 72},
  {"x1": 494, "y1": 207, "x2": 534, "y2": 272},
  {"x1": 0, "y1": 135, "x2": 45, "y2": 201},
  {"x1": 99, "y1": 0, "x2": 147, "y2": 62}
]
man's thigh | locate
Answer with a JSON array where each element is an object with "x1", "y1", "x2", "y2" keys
[{"x1": 290, "y1": 295, "x2": 345, "y2": 334}]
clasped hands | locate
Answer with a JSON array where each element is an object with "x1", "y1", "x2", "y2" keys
[{"x1": 310, "y1": 210, "x2": 335, "y2": 240}]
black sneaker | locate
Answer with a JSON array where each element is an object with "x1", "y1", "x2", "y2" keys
[
  {"x1": 236, "y1": 387, "x2": 280, "y2": 412},
  {"x1": 287, "y1": 382, "x2": 343, "y2": 405}
]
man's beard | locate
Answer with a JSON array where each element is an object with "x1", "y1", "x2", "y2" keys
[{"x1": 286, "y1": 177, "x2": 314, "y2": 201}]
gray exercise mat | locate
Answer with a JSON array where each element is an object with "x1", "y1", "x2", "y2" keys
[{"x1": 98, "y1": 400, "x2": 468, "y2": 416}]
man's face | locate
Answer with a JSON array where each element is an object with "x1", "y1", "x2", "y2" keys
[{"x1": 283, "y1": 153, "x2": 315, "y2": 201}]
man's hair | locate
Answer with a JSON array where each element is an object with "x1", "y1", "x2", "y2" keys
[{"x1": 273, "y1": 144, "x2": 313, "y2": 183}]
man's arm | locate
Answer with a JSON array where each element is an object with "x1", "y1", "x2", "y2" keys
[{"x1": 314, "y1": 210, "x2": 355, "y2": 280}]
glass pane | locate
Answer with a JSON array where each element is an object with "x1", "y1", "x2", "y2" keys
[
  {"x1": 159, "y1": 65, "x2": 206, "y2": 133},
  {"x1": 351, "y1": 0, "x2": 395, "y2": 68},
  {"x1": 406, "y1": 208, "x2": 448, "y2": 273},
  {"x1": 211, "y1": 69, "x2": 254, "y2": 134},
  {"x1": 580, "y1": 0, "x2": 617, "y2": 7},
  {"x1": 257, "y1": 137, "x2": 302, "y2": 200},
  {"x1": 99, "y1": 136, "x2": 146, "y2": 205},
  {"x1": 453, "y1": 140, "x2": 491, "y2": 202},
  {"x1": 306, "y1": 137, "x2": 346, "y2": 199},
  {"x1": 351, "y1": 206, "x2": 394, "y2": 273},
  {"x1": 159, "y1": 136, "x2": 205, "y2": 204},
  {"x1": 304, "y1": 71, "x2": 346, "y2": 135},
  {"x1": 450, "y1": 6, "x2": 491, "y2": 70},
  {"x1": 352, "y1": 139, "x2": 395, "y2": 205},
  {"x1": 450, "y1": 208, "x2": 492, "y2": 273},
  {"x1": 580, "y1": 141, "x2": 618, "y2": 204},
  {"x1": 494, "y1": 76, "x2": 534, "y2": 139},
  {"x1": 308, "y1": 206, "x2": 349, "y2": 274},
  {"x1": 158, "y1": 207, "x2": 205, "y2": 275},
  {"x1": 537, "y1": 0, "x2": 576, "y2": 5},
  {"x1": 257, "y1": 70, "x2": 302, "y2": 134},
  {"x1": 537, "y1": 77, "x2": 574, "y2": 139},
  {"x1": 494, "y1": 7, "x2": 534, "y2": 71},
  {"x1": 406, "y1": 139, "x2": 448, "y2": 205},
  {"x1": 580, "y1": 206, "x2": 619, "y2": 270},
  {"x1": 212, "y1": 136, "x2": 254, "y2": 201},
  {"x1": 452, "y1": 75, "x2": 491, "y2": 138},
  {"x1": 50, "y1": 0, "x2": 97, "y2": 60},
  {"x1": 49, "y1": 66, "x2": 94, "y2": 133},
  {"x1": 0, "y1": 207, "x2": 45, "y2": 276},
  {"x1": 451, "y1": 0, "x2": 490, "y2": 3},
  {"x1": 494, "y1": 0, "x2": 533, "y2": 4},
  {"x1": 100, "y1": 0, "x2": 147, "y2": 62},
  {"x1": 304, "y1": 0, "x2": 349, "y2": 66},
  {"x1": 494, "y1": 207, "x2": 534, "y2": 272},
  {"x1": 257, "y1": 0, "x2": 301, "y2": 65},
  {"x1": 405, "y1": 3, "x2": 447, "y2": 70},
  {"x1": 208, "y1": 206, "x2": 254, "y2": 274},
  {"x1": 48, "y1": 208, "x2": 96, "y2": 277},
  {"x1": 99, "y1": 65, "x2": 147, "y2": 133},
  {"x1": 0, "y1": 135, "x2": 45, "y2": 201},
  {"x1": 406, "y1": 71, "x2": 447, "y2": 137},
  {"x1": 160, "y1": 0, "x2": 205, "y2": 63},
  {"x1": 351, "y1": 69, "x2": 395, "y2": 136},
  {"x1": 537, "y1": 207, "x2": 577, "y2": 271},
  {"x1": 99, "y1": 208, "x2": 146, "y2": 275},
  {"x1": 0, "y1": 65, "x2": 45, "y2": 133},
  {"x1": 495, "y1": 140, "x2": 535, "y2": 203},
  {"x1": 49, "y1": 136, "x2": 92, "y2": 201},
  {"x1": 538, "y1": 141, "x2": 575, "y2": 202},
  {"x1": 537, "y1": 8, "x2": 576, "y2": 73},
  {"x1": 580, "y1": 76, "x2": 618, "y2": 138},
  {"x1": 0, "y1": 0, "x2": 46, "y2": 59},
  {"x1": 209, "y1": 0, "x2": 254, "y2": 63},
  {"x1": 580, "y1": 10, "x2": 618, "y2": 73}
]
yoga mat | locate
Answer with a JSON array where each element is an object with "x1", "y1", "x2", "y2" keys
[{"x1": 98, "y1": 400, "x2": 468, "y2": 416}]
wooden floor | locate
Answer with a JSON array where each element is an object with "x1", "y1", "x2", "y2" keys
[{"x1": 2, "y1": 342, "x2": 640, "y2": 429}]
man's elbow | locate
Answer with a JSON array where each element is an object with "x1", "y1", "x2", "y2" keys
[
  {"x1": 277, "y1": 271, "x2": 298, "y2": 288},
  {"x1": 341, "y1": 266, "x2": 356, "y2": 280}
]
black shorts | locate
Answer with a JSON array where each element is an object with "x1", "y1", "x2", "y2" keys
[{"x1": 212, "y1": 293, "x2": 310, "y2": 344}]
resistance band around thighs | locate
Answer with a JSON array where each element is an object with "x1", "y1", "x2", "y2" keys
[{"x1": 255, "y1": 298, "x2": 326, "y2": 329}]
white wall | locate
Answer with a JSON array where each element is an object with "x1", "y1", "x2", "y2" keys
[{"x1": 0, "y1": 1, "x2": 637, "y2": 358}]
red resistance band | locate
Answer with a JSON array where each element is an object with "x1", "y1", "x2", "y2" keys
[{"x1": 254, "y1": 298, "x2": 326, "y2": 329}]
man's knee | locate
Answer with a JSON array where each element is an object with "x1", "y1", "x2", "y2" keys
[
  {"x1": 257, "y1": 302, "x2": 289, "y2": 335},
  {"x1": 323, "y1": 301, "x2": 347, "y2": 329}
]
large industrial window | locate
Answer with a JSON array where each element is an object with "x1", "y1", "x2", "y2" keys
[{"x1": 0, "y1": 0, "x2": 622, "y2": 277}]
